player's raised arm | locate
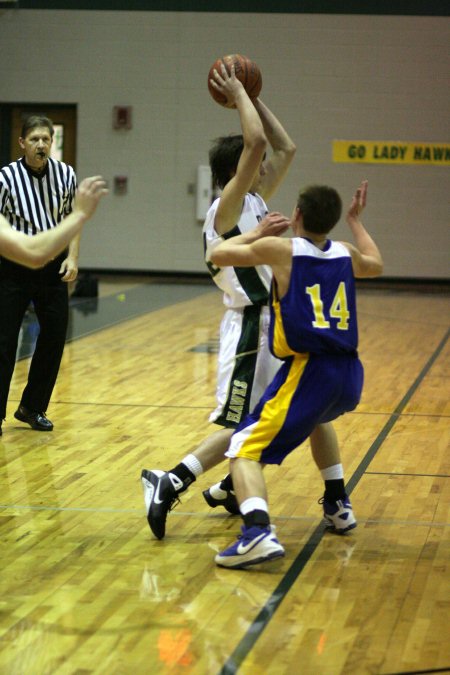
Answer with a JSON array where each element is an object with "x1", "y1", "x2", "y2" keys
[
  {"x1": 209, "y1": 63, "x2": 267, "y2": 235},
  {"x1": 253, "y1": 98, "x2": 296, "y2": 202},
  {"x1": 342, "y1": 181, "x2": 383, "y2": 278}
]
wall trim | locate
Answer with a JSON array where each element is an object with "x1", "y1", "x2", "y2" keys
[{"x1": 3, "y1": 0, "x2": 450, "y2": 17}]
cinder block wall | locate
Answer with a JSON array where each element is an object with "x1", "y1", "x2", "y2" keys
[{"x1": 1, "y1": 9, "x2": 448, "y2": 278}]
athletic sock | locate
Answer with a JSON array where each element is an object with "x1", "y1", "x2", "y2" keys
[
  {"x1": 169, "y1": 454, "x2": 203, "y2": 493},
  {"x1": 324, "y1": 479, "x2": 346, "y2": 502},
  {"x1": 321, "y1": 464, "x2": 346, "y2": 502},
  {"x1": 219, "y1": 474, "x2": 233, "y2": 491},
  {"x1": 240, "y1": 497, "x2": 270, "y2": 529},
  {"x1": 209, "y1": 483, "x2": 228, "y2": 499},
  {"x1": 242, "y1": 510, "x2": 270, "y2": 529},
  {"x1": 208, "y1": 473, "x2": 234, "y2": 500}
]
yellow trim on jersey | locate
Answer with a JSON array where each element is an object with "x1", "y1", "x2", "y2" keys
[
  {"x1": 236, "y1": 354, "x2": 309, "y2": 461},
  {"x1": 272, "y1": 300, "x2": 296, "y2": 359}
]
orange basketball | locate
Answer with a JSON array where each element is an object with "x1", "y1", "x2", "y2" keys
[{"x1": 208, "y1": 54, "x2": 262, "y2": 107}]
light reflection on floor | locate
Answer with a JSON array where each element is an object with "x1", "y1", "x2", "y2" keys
[{"x1": 15, "y1": 280, "x2": 213, "y2": 362}]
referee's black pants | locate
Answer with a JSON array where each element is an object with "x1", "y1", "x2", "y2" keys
[{"x1": 0, "y1": 255, "x2": 69, "y2": 420}]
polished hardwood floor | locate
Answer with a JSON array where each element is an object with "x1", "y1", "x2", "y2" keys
[{"x1": 0, "y1": 276, "x2": 449, "y2": 675}]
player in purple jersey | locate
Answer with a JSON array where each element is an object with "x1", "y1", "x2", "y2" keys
[{"x1": 210, "y1": 180, "x2": 383, "y2": 569}]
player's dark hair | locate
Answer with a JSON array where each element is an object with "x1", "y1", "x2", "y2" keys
[
  {"x1": 21, "y1": 115, "x2": 54, "y2": 139},
  {"x1": 297, "y1": 185, "x2": 342, "y2": 234},
  {"x1": 209, "y1": 134, "x2": 244, "y2": 189}
]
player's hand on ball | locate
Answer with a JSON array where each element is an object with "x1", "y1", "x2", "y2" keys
[
  {"x1": 208, "y1": 55, "x2": 262, "y2": 107},
  {"x1": 209, "y1": 63, "x2": 245, "y2": 108}
]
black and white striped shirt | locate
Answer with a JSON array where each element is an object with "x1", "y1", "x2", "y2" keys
[{"x1": 0, "y1": 157, "x2": 77, "y2": 236}]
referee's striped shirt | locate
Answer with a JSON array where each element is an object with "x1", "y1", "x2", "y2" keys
[{"x1": 0, "y1": 157, "x2": 77, "y2": 236}]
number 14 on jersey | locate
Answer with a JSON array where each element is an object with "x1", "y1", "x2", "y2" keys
[{"x1": 306, "y1": 282, "x2": 350, "y2": 330}]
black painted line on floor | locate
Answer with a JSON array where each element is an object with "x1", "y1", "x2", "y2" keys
[
  {"x1": 345, "y1": 325, "x2": 449, "y2": 495},
  {"x1": 219, "y1": 326, "x2": 450, "y2": 675},
  {"x1": 13, "y1": 399, "x2": 212, "y2": 411},
  {"x1": 381, "y1": 667, "x2": 450, "y2": 675},
  {"x1": 366, "y1": 471, "x2": 449, "y2": 478}
]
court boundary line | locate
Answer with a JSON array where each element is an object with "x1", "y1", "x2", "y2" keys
[
  {"x1": 8, "y1": 395, "x2": 449, "y2": 418},
  {"x1": 382, "y1": 667, "x2": 450, "y2": 675},
  {"x1": 365, "y1": 471, "x2": 449, "y2": 478},
  {"x1": 1, "y1": 504, "x2": 449, "y2": 529},
  {"x1": 218, "y1": 325, "x2": 450, "y2": 675}
]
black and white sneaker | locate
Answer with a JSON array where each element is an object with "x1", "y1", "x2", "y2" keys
[
  {"x1": 202, "y1": 481, "x2": 240, "y2": 515},
  {"x1": 141, "y1": 469, "x2": 182, "y2": 540}
]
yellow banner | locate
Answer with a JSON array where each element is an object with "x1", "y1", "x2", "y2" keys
[{"x1": 333, "y1": 140, "x2": 450, "y2": 165}]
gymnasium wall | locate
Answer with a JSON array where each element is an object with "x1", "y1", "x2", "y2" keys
[{"x1": 0, "y1": 7, "x2": 449, "y2": 278}]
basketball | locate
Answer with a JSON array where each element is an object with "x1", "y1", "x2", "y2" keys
[{"x1": 208, "y1": 54, "x2": 262, "y2": 107}]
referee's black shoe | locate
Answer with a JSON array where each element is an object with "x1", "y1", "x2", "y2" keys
[{"x1": 14, "y1": 405, "x2": 53, "y2": 431}]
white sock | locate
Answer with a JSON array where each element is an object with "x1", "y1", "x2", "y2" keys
[
  {"x1": 320, "y1": 463, "x2": 344, "y2": 481},
  {"x1": 240, "y1": 497, "x2": 268, "y2": 515},
  {"x1": 209, "y1": 481, "x2": 228, "y2": 499},
  {"x1": 182, "y1": 454, "x2": 203, "y2": 478}
]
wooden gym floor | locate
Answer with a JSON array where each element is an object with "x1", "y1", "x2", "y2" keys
[{"x1": 0, "y1": 275, "x2": 449, "y2": 675}]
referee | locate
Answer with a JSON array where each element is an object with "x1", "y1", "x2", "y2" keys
[{"x1": 0, "y1": 114, "x2": 78, "y2": 436}]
